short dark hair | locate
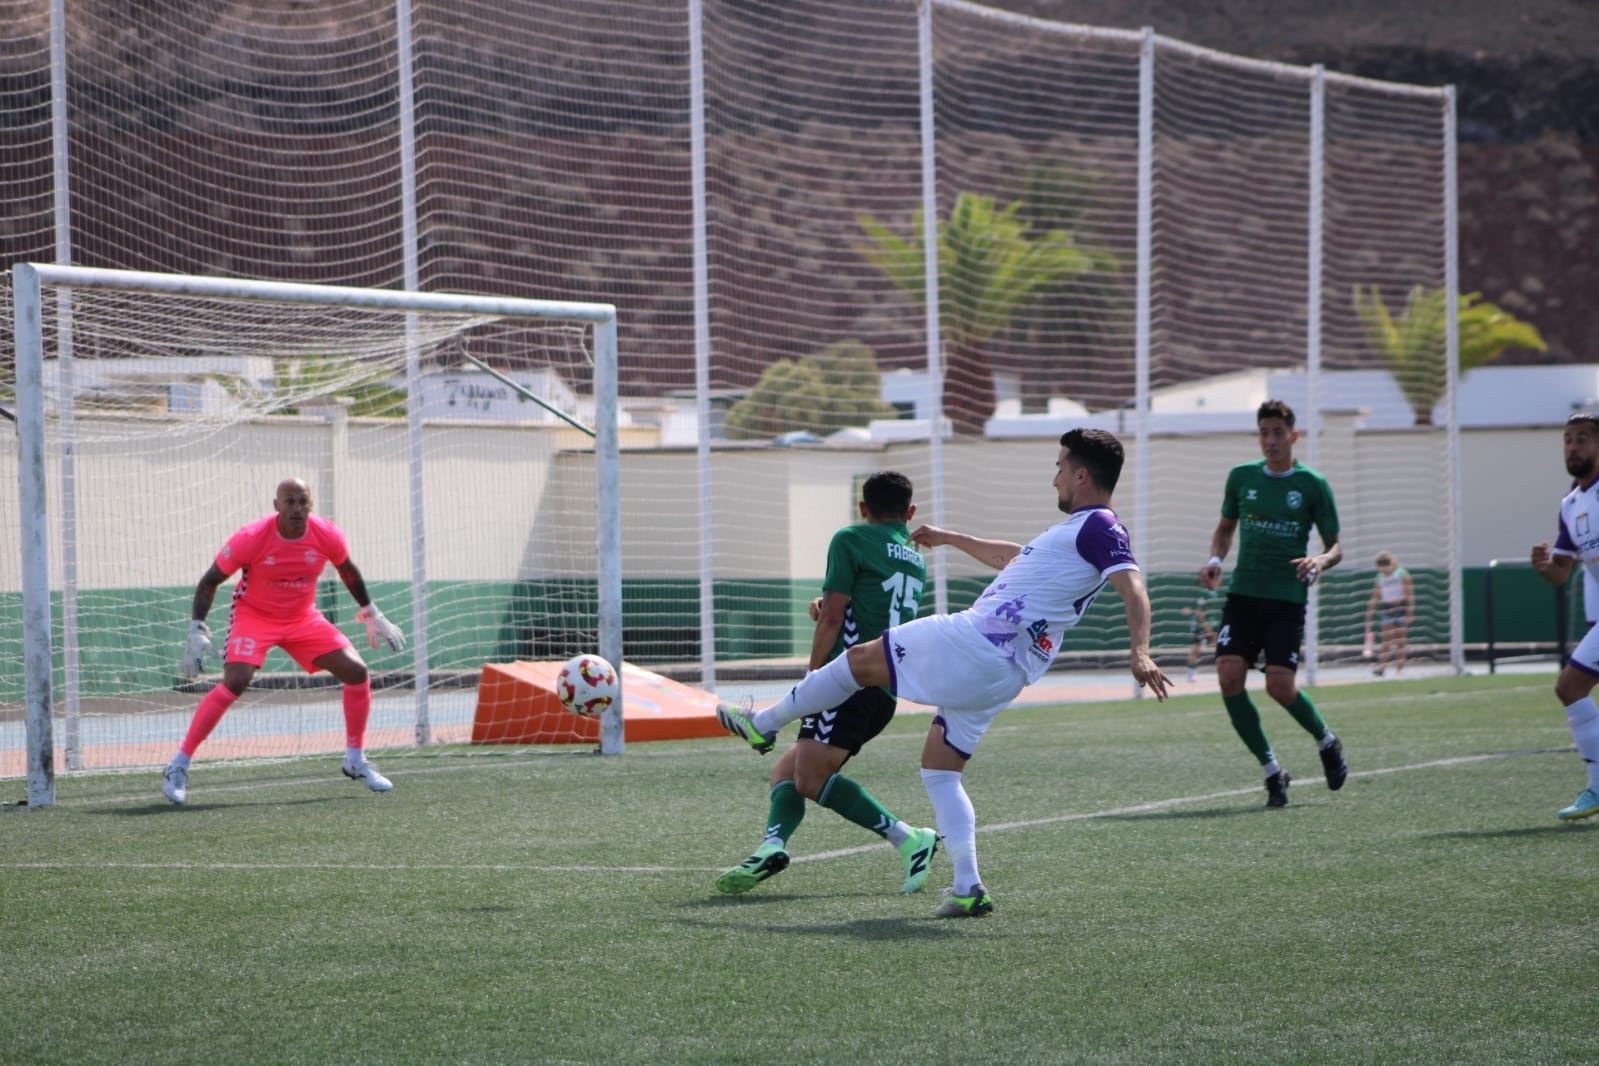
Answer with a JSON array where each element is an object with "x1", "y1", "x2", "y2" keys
[
  {"x1": 861, "y1": 470, "x2": 914, "y2": 519},
  {"x1": 1059, "y1": 428, "x2": 1124, "y2": 493},
  {"x1": 1257, "y1": 399, "x2": 1296, "y2": 428},
  {"x1": 1567, "y1": 411, "x2": 1599, "y2": 431}
]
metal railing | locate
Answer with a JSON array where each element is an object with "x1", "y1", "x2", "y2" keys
[{"x1": 1483, "y1": 558, "x2": 1570, "y2": 673}]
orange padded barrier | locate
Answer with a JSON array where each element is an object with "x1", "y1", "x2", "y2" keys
[{"x1": 471, "y1": 660, "x2": 729, "y2": 745}]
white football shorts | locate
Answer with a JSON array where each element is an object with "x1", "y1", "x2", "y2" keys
[
  {"x1": 883, "y1": 611, "x2": 1027, "y2": 756},
  {"x1": 1571, "y1": 621, "x2": 1599, "y2": 678}
]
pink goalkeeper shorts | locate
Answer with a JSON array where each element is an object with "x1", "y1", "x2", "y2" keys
[{"x1": 223, "y1": 609, "x2": 353, "y2": 672}]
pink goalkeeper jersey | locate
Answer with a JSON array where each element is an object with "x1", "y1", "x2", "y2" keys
[{"x1": 217, "y1": 514, "x2": 349, "y2": 619}]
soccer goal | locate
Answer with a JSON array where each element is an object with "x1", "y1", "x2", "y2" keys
[{"x1": 7, "y1": 263, "x2": 622, "y2": 808}]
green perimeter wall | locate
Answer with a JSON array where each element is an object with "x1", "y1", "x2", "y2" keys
[{"x1": 1, "y1": 568, "x2": 1579, "y2": 701}]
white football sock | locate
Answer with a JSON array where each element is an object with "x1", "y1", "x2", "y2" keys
[
  {"x1": 922, "y1": 768, "x2": 980, "y2": 894},
  {"x1": 1563, "y1": 697, "x2": 1599, "y2": 789},
  {"x1": 752, "y1": 655, "x2": 861, "y2": 735}
]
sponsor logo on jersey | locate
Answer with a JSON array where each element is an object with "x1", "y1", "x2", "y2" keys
[
  {"x1": 1242, "y1": 515, "x2": 1303, "y2": 539},
  {"x1": 1026, "y1": 617, "x2": 1054, "y2": 660}
]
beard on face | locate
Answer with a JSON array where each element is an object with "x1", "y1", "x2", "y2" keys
[{"x1": 1568, "y1": 454, "x2": 1596, "y2": 480}]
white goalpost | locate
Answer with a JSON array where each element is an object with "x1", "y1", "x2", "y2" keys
[{"x1": 11, "y1": 263, "x2": 622, "y2": 808}]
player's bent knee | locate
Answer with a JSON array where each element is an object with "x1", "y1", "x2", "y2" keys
[
  {"x1": 1555, "y1": 667, "x2": 1597, "y2": 705},
  {"x1": 1214, "y1": 657, "x2": 1247, "y2": 694},
  {"x1": 845, "y1": 640, "x2": 890, "y2": 689},
  {"x1": 1264, "y1": 674, "x2": 1297, "y2": 705}
]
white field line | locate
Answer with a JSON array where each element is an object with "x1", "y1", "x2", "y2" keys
[
  {"x1": 798, "y1": 749, "x2": 1570, "y2": 864},
  {"x1": 1, "y1": 748, "x2": 1566, "y2": 874}
]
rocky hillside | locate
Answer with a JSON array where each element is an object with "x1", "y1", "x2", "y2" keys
[{"x1": 1002, "y1": 1, "x2": 1599, "y2": 362}]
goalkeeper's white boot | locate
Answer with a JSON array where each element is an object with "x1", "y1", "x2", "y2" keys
[
  {"x1": 342, "y1": 757, "x2": 393, "y2": 793},
  {"x1": 162, "y1": 762, "x2": 189, "y2": 805}
]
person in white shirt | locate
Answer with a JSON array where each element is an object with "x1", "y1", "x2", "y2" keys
[
  {"x1": 1362, "y1": 551, "x2": 1414, "y2": 677},
  {"x1": 1530, "y1": 412, "x2": 1599, "y2": 821},
  {"x1": 718, "y1": 428, "x2": 1170, "y2": 916}
]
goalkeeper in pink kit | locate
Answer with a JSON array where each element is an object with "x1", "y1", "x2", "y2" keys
[{"x1": 162, "y1": 477, "x2": 406, "y2": 805}]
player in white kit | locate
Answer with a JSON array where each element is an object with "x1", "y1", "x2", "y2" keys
[
  {"x1": 1531, "y1": 411, "x2": 1599, "y2": 821},
  {"x1": 718, "y1": 429, "x2": 1171, "y2": 915}
]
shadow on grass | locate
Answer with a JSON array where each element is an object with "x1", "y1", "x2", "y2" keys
[
  {"x1": 1420, "y1": 823, "x2": 1597, "y2": 840},
  {"x1": 98, "y1": 796, "x2": 343, "y2": 816},
  {"x1": 671, "y1": 908, "x2": 964, "y2": 940},
  {"x1": 1098, "y1": 804, "x2": 1268, "y2": 822}
]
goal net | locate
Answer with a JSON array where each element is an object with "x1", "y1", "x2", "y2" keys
[{"x1": 5, "y1": 265, "x2": 621, "y2": 805}]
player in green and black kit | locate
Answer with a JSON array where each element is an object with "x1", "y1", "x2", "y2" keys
[
  {"x1": 716, "y1": 471, "x2": 940, "y2": 895},
  {"x1": 1200, "y1": 400, "x2": 1350, "y2": 808}
]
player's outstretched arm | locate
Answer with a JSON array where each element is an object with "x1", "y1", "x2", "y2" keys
[
  {"x1": 1108, "y1": 569, "x2": 1171, "y2": 701},
  {"x1": 336, "y1": 558, "x2": 406, "y2": 651},
  {"x1": 909, "y1": 524, "x2": 1021, "y2": 570}
]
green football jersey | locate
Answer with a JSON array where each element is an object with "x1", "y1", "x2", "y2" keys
[
  {"x1": 1219, "y1": 459, "x2": 1340, "y2": 605},
  {"x1": 821, "y1": 520, "x2": 927, "y2": 661}
]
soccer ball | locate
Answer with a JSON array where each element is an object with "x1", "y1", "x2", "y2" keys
[{"x1": 556, "y1": 653, "x2": 619, "y2": 717}]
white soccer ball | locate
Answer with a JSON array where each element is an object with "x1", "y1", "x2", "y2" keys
[{"x1": 556, "y1": 653, "x2": 619, "y2": 717}]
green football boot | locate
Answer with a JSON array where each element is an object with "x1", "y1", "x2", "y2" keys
[
  {"x1": 896, "y1": 826, "x2": 939, "y2": 894},
  {"x1": 715, "y1": 841, "x2": 790, "y2": 894},
  {"x1": 935, "y1": 884, "x2": 994, "y2": 918}
]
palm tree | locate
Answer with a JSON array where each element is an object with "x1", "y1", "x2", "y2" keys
[
  {"x1": 1354, "y1": 285, "x2": 1546, "y2": 425},
  {"x1": 1010, "y1": 163, "x2": 1127, "y2": 413},
  {"x1": 857, "y1": 191, "x2": 1094, "y2": 436}
]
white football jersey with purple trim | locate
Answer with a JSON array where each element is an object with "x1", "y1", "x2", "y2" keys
[
  {"x1": 963, "y1": 505, "x2": 1139, "y2": 684},
  {"x1": 1553, "y1": 478, "x2": 1599, "y2": 585}
]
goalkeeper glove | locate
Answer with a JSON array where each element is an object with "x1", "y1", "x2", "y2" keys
[
  {"x1": 357, "y1": 604, "x2": 406, "y2": 652},
  {"x1": 182, "y1": 620, "x2": 221, "y2": 678}
]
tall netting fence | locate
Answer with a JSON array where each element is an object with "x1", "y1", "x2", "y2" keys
[{"x1": 2, "y1": 0, "x2": 1455, "y2": 787}]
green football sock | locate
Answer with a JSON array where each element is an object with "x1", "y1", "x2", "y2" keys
[
  {"x1": 817, "y1": 773, "x2": 897, "y2": 839},
  {"x1": 1223, "y1": 691, "x2": 1275, "y2": 765},
  {"x1": 764, "y1": 779, "x2": 806, "y2": 844},
  {"x1": 1284, "y1": 691, "x2": 1329, "y2": 742}
]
